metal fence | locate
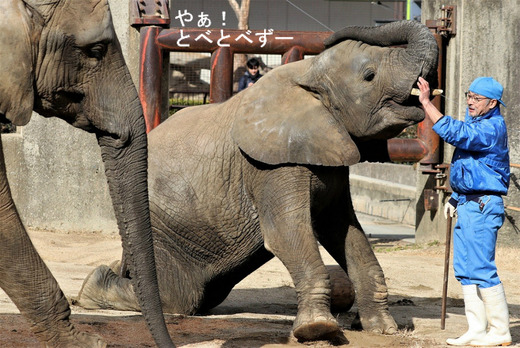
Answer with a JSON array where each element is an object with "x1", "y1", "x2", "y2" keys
[{"x1": 167, "y1": 51, "x2": 311, "y2": 112}]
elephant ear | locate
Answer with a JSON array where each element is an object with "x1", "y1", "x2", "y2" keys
[
  {"x1": 231, "y1": 62, "x2": 360, "y2": 167},
  {"x1": 0, "y1": 1, "x2": 42, "y2": 126}
]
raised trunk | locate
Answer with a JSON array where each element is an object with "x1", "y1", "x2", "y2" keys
[
  {"x1": 97, "y1": 113, "x2": 174, "y2": 347},
  {"x1": 324, "y1": 20, "x2": 438, "y2": 82}
]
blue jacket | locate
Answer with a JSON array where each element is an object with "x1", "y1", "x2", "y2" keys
[
  {"x1": 238, "y1": 71, "x2": 262, "y2": 92},
  {"x1": 432, "y1": 107, "x2": 510, "y2": 203}
]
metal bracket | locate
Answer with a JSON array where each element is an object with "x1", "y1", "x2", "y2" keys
[
  {"x1": 438, "y1": 5, "x2": 456, "y2": 36},
  {"x1": 130, "y1": 0, "x2": 170, "y2": 27},
  {"x1": 423, "y1": 163, "x2": 452, "y2": 211},
  {"x1": 424, "y1": 189, "x2": 439, "y2": 211},
  {"x1": 426, "y1": 5, "x2": 456, "y2": 37}
]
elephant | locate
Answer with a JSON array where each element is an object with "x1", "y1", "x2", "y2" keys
[
  {"x1": 76, "y1": 20, "x2": 439, "y2": 342},
  {"x1": 0, "y1": 1, "x2": 175, "y2": 347}
]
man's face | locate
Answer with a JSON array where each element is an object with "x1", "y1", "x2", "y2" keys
[{"x1": 466, "y1": 92, "x2": 498, "y2": 117}]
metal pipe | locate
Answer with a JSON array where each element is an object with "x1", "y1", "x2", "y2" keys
[
  {"x1": 210, "y1": 47, "x2": 234, "y2": 103},
  {"x1": 441, "y1": 215, "x2": 453, "y2": 330},
  {"x1": 282, "y1": 46, "x2": 305, "y2": 64},
  {"x1": 388, "y1": 138, "x2": 428, "y2": 163},
  {"x1": 156, "y1": 28, "x2": 329, "y2": 54},
  {"x1": 415, "y1": 32, "x2": 443, "y2": 165},
  {"x1": 139, "y1": 26, "x2": 163, "y2": 133}
]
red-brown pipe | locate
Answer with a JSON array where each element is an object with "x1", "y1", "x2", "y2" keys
[{"x1": 139, "y1": 27, "x2": 163, "y2": 133}]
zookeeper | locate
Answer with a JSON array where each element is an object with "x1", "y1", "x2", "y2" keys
[{"x1": 417, "y1": 76, "x2": 511, "y2": 347}]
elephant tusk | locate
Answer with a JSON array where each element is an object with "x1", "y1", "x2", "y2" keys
[{"x1": 411, "y1": 88, "x2": 443, "y2": 96}]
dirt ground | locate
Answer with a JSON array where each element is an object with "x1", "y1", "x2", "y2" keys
[{"x1": 2, "y1": 218, "x2": 520, "y2": 347}]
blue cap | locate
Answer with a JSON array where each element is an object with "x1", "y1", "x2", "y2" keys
[{"x1": 469, "y1": 77, "x2": 506, "y2": 107}]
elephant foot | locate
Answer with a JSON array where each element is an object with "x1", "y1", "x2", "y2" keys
[
  {"x1": 74, "y1": 265, "x2": 140, "y2": 312},
  {"x1": 352, "y1": 310, "x2": 397, "y2": 334},
  {"x1": 46, "y1": 329, "x2": 107, "y2": 348},
  {"x1": 34, "y1": 317, "x2": 106, "y2": 348},
  {"x1": 327, "y1": 265, "x2": 355, "y2": 313},
  {"x1": 292, "y1": 312, "x2": 341, "y2": 342}
]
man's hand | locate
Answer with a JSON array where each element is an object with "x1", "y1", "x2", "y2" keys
[
  {"x1": 417, "y1": 77, "x2": 431, "y2": 106},
  {"x1": 444, "y1": 200, "x2": 457, "y2": 219},
  {"x1": 417, "y1": 77, "x2": 444, "y2": 124}
]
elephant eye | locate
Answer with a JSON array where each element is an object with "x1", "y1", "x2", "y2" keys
[
  {"x1": 84, "y1": 42, "x2": 108, "y2": 60},
  {"x1": 363, "y1": 70, "x2": 376, "y2": 82}
]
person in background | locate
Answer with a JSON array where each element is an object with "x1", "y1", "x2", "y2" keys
[
  {"x1": 418, "y1": 76, "x2": 511, "y2": 347},
  {"x1": 238, "y1": 57, "x2": 262, "y2": 92}
]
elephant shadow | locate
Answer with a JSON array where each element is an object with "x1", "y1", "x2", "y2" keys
[
  {"x1": 206, "y1": 287, "x2": 298, "y2": 316},
  {"x1": 210, "y1": 289, "x2": 520, "y2": 343}
]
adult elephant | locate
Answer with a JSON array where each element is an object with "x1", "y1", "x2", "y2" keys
[
  {"x1": 0, "y1": 1, "x2": 174, "y2": 347},
  {"x1": 77, "y1": 20, "x2": 438, "y2": 342}
]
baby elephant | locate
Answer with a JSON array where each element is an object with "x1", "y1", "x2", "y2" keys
[{"x1": 76, "y1": 20, "x2": 438, "y2": 342}]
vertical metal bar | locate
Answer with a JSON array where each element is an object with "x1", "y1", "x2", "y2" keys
[
  {"x1": 210, "y1": 47, "x2": 234, "y2": 103},
  {"x1": 282, "y1": 46, "x2": 304, "y2": 64},
  {"x1": 441, "y1": 215, "x2": 453, "y2": 329},
  {"x1": 139, "y1": 26, "x2": 163, "y2": 133}
]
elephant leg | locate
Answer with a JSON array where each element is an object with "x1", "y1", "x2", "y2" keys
[
  {"x1": 0, "y1": 139, "x2": 105, "y2": 347},
  {"x1": 75, "y1": 263, "x2": 140, "y2": 312},
  {"x1": 316, "y1": 195, "x2": 397, "y2": 335},
  {"x1": 256, "y1": 175, "x2": 340, "y2": 341}
]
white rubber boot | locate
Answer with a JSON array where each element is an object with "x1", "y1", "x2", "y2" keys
[
  {"x1": 470, "y1": 283, "x2": 512, "y2": 347},
  {"x1": 446, "y1": 284, "x2": 487, "y2": 346}
]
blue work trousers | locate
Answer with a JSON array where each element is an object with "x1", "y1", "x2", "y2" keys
[{"x1": 453, "y1": 195, "x2": 504, "y2": 288}]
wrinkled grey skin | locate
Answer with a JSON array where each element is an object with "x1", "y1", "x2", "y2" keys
[
  {"x1": 0, "y1": 1, "x2": 174, "y2": 347},
  {"x1": 77, "y1": 20, "x2": 438, "y2": 342}
]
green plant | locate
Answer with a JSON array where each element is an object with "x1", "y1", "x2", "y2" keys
[
  {"x1": 169, "y1": 98, "x2": 207, "y2": 116},
  {"x1": 373, "y1": 243, "x2": 421, "y2": 253},
  {"x1": 397, "y1": 124, "x2": 418, "y2": 139}
]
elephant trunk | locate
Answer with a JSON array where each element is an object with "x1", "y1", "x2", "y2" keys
[
  {"x1": 96, "y1": 107, "x2": 174, "y2": 347},
  {"x1": 324, "y1": 20, "x2": 438, "y2": 82}
]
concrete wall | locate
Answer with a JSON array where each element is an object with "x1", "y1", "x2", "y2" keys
[
  {"x1": 417, "y1": 0, "x2": 520, "y2": 245},
  {"x1": 350, "y1": 163, "x2": 417, "y2": 226},
  {"x1": 2, "y1": 0, "x2": 138, "y2": 234}
]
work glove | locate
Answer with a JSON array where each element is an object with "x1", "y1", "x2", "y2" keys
[{"x1": 444, "y1": 197, "x2": 458, "y2": 219}]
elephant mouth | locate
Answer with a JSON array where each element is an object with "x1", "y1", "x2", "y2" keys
[
  {"x1": 385, "y1": 97, "x2": 424, "y2": 124},
  {"x1": 53, "y1": 88, "x2": 85, "y2": 107},
  {"x1": 45, "y1": 88, "x2": 91, "y2": 127},
  {"x1": 359, "y1": 97, "x2": 424, "y2": 140}
]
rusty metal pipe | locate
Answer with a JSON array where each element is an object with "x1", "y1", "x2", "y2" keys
[
  {"x1": 415, "y1": 32, "x2": 444, "y2": 165},
  {"x1": 139, "y1": 26, "x2": 163, "y2": 133},
  {"x1": 441, "y1": 215, "x2": 453, "y2": 329},
  {"x1": 210, "y1": 47, "x2": 234, "y2": 103},
  {"x1": 388, "y1": 138, "x2": 428, "y2": 163},
  {"x1": 156, "y1": 28, "x2": 329, "y2": 54},
  {"x1": 282, "y1": 46, "x2": 305, "y2": 64}
]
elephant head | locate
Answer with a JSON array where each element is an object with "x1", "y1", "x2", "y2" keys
[
  {"x1": 0, "y1": 0, "x2": 173, "y2": 346},
  {"x1": 232, "y1": 20, "x2": 438, "y2": 166}
]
